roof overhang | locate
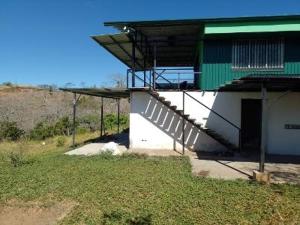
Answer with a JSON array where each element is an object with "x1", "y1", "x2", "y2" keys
[
  {"x1": 95, "y1": 15, "x2": 300, "y2": 69},
  {"x1": 92, "y1": 33, "x2": 145, "y2": 70},
  {"x1": 219, "y1": 75, "x2": 300, "y2": 92},
  {"x1": 60, "y1": 88, "x2": 130, "y2": 98}
]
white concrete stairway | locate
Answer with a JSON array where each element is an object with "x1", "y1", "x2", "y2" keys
[{"x1": 148, "y1": 91, "x2": 239, "y2": 152}]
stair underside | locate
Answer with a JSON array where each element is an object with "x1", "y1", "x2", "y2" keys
[{"x1": 149, "y1": 91, "x2": 238, "y2": 152}]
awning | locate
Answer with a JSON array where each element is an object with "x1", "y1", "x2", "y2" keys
[
  {"x1": 92, "y1": 33, "x2": 145, "y2": 70},
  {"x1": 219, "y1": 75, "x2": 300, "y2": 92},
  {"x1": 92, "y1": 25, "x2": 202, "y2": 69},
  {"x1": 60, "y1": 88, "x2": 130, "y2": 98}
]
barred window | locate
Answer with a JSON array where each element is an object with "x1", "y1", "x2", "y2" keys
[{"x1": 232, "y1": 39, "x2": 284, "y2": 70}]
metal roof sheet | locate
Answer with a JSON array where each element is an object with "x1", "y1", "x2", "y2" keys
[
  {"x1": 92, "y1": 33, "x2": 145, "y2": 70},
  {"x1": 60, "y1": 88, "x2": 130, "y2": 98},
  {"x1": 104, "y1": 15, "x2": 300, "y2": 28}
]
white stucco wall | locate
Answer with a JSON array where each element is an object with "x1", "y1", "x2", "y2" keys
[
  {"x1": 130, "y1": 91, "x2": 300, "y2": 155},
  {"x1": 129, "y1": 92, "x2": 226, "y2": 152}
]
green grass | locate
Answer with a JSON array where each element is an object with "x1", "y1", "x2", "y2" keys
[{"x1": 0, "y1": 135, "x2": 299, "y2": 225}]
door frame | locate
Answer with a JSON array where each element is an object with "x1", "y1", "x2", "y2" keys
[{"x1": 241, "y1": 98, "x2": 262, "y2": 152}]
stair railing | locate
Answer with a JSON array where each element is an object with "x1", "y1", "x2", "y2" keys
[{"x1": 182, "y1": 91, "x2": 242, "y2": 152}]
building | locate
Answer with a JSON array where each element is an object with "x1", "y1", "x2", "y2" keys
[{"x1": 92, "y1": 15, "x2": 300, "y2": 160}]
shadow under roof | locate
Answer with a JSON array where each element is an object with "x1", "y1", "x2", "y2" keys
[{"x1": 219, "y1": 75, "x2": 300, "y2": 92}]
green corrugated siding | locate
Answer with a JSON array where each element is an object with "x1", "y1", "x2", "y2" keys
[{"x1": 200, "y1": 37, "x2": 300, "y2": 90}]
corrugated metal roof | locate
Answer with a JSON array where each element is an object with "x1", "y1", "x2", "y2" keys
[
  {"x1": 104, "y1": 15, "x2": 300, "y2": 28},
  {"x1": 60, "y1": 88, "x2": 130, "y2": 98},
  {"x1": 92, "y1": 33, "x2": 145, "y2": 70}
]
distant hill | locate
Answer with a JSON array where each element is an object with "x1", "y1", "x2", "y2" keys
[{"x1": 0, "y1": 84, "x2": 129, "y2": 131}]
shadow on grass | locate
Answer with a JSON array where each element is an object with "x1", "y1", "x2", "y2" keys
[{"x1": 102, "y1": 210, "x2": 152, "y2": 225}]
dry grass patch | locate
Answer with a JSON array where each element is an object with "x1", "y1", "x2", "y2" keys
[{"x1": 0, "y1": 199, "x2": 77, "y2": 225}]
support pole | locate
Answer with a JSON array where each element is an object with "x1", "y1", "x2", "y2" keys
[
  {"x1": 117, "y1": 98, "x2": 120, "y2": 134},
  {"x1": 182, "y1": 92, "x2": 185, "y2": 155},
  {"x1": 143, "y1": 59, "x2": 147, "y2": 87},
  {"x1": 72, "y1": 93, "x2": 77, "y2": 147},
  {"x1": 143, "y1": 37, "x2": 147, "y2": 87},
  {"x1": 153, "y1": 44, "x2": 157, "y2": 89},
  {"x1": 100, "y1": 97, "x2": 104, "y2": 137},
  {"x1": 132, "y1": 32, "x2": 136, "y2": 87},
  {"x1": 260, "y1": 83, "x2": 267, "y2": 172}
]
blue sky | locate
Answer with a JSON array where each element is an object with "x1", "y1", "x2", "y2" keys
[{"x1": 1, "y1": 0, "x2": 300, "y2": 87}]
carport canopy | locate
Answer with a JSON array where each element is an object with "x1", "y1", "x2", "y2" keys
[
  {"x1": 60, "y1": 87, "x2": 130, "y2": 99},
  {"x1": 60, "y1": 87, "x2": 130, "y2": 147}
]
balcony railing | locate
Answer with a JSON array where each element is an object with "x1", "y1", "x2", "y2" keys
[{"x1": 127, "y1": 67, "x2": 200, "y2": 90}]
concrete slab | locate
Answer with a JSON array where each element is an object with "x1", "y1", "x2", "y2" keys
[
  {"x1": 226, "y1": 161, "x2": 300, "y2": 184},
  {"x1": 125, "y1": 149, "x2": 300, "y2": 184},
  {"x1": 189, "y1": 153, "x2": 250, "y2": 180},
  {"x1": 190, "y1": 152, "x2": 300, "y2": 184},
  {"x1": 65, "y1": 133, "x2": 128, "y2": 156}
]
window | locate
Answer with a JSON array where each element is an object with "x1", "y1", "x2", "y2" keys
[{"x1": 232, "y1": 39, "x2": 284, "y2": 70}]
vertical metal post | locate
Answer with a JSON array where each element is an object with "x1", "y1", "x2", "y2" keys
[
  {"x1": 260, "y1": 83, "x2": 267, "y2": 172},
  {"x1": 153, "y1": 43, "x2": 157, "y2": 90},
  {"x1": 132, "y1": 32, "x2": 136, "y2": 87},
  {"x1": 149, "y1": 70, "x2": 152, "y2": 88},
  {"x1": 239, "y1": 129, "x2": 242, "y2": 152},
  {"x1": 143, "y1": 60, "x2": 147, "y2": 87},
  {"x1": 182, "y1": 91, "x2": 185, "y2": 155},
  {"x1": 117, "y1": 98, "x2": 120, "y2": 134},
  {"x1": 100, "y1": 97, "x2": 104, "y2": 137},
  {"x1": 177, "y1": 73, "x2": 180, "y2": 90},
  {"x1": 126, "y1": 69, "x2": 129, "y2": 89},
  {"x1": 72, "y1": 93, "x2": 77, "y2": 147},
  {"x1": 143, "y1": 37, "x2": 147, "y2": 87}
]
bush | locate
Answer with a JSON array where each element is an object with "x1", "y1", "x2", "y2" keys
[
  {"x1": 29, "y1": 122, "x2": 55, "y2": 140},
  {"x1": 56, "y1": 136, "x2": 66, "y2": 147},
  {"x1": 30, "y1": 117, "x2": 76, "y2": 140},
  {"x1": 103, "y1": 114, "x2": 129, "y2": 132},
  {"x1": 79, "y1": 115, "x2": 100, "y2": 132},
  {"x1": 54, "y1": 116, "x2": 73, "y2": 136},
  {"x1": 8, "y1": 151, "x2": 24, "y2": 167},
  {"x1": 0, "y1": 121, "x2": 25, "y2": 141},
  {"x1": 2, "y1": 82, "x2": 13, "y2": 86}
]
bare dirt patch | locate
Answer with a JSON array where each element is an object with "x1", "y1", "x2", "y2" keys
[{"x1": 0, "y1": 200, "x2": 77, "y2": 225}]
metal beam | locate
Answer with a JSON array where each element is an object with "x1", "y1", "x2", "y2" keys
[
  {"x1": 100, "y1": 97, "x2": 104, "y2": 137},
  {"x1": 117, "y1": 99, "x2": 120, "y2": 134},
  {"x1": 260, "y1": 83, "x2": 267, "y2": 172},
  {"x1": 182, "y1": 92, "x2": 185, "y2": 155},
  {"x1": 72, "y1": 93, "x2": 77, "y2": 147},
  {"x1": 132, "y1": 32, "x2": 136, "y2": 87},
  {"x1": 109, "y1": 35, "x2": 144, "y2": 69},
  {"x1": 72, "y1": 93, "x2": 81, "y2": 146}
]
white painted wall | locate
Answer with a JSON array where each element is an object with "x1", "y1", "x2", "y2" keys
[
  {"x1": 129, "y1": 92, "x2": 226, "y2": 152},
  {"x1": 130, "y1": 91, "x2": 300, "y2": 155}
]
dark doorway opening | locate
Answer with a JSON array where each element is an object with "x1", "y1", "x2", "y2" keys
[{"x1": 241, "y1": 99, "x2": 262, "y2": 152}]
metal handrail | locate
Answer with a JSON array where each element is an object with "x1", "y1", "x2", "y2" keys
[
  {"x1": 183, "y1": 91, "x2": 240, "y2": 130},
  {"x1": 183, "y1": 91, "x2": 242, "y2": 151}
]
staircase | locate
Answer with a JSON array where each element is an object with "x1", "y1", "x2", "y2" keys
[{"x1": 148, "y1": 91, "x2": 239, "y2": 152}]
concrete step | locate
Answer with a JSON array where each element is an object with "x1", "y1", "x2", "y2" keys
[
  {"x1": 164, "y1": 101, "x2": 171, "y2": 106},
  {"x1": 148, "y1": 91, "x2": 238, "y2": 152},
  {"x1": 170, "y1": 105, "x2": 177, "y2": 110},
  {"x1": 158, "y1": 96, "x2": 165, "y2": 101}
]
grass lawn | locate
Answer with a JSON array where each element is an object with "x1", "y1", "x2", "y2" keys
[{"x1": 0, "y1": 134, "x2": 299, "y2": 225}]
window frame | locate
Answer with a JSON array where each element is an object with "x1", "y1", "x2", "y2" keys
[{"x1": 231, "y1": 38, "x2": 285, "y2": 71}]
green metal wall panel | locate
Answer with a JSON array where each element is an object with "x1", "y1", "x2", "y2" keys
[{"x1": 200, "y1": 37, "x2": 300, "y2": 90}]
